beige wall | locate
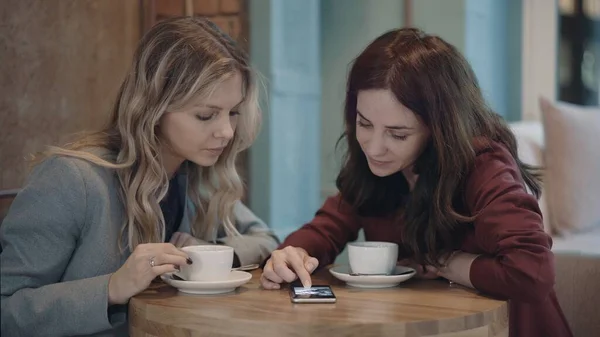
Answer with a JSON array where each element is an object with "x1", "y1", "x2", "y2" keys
[{"x1": 0, "y1": 0, "x2": 141, "y2": 190}]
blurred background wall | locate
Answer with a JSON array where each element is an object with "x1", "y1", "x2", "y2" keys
[{"x1": 0, "y1": 0, "x2": 140, "y2": 190}]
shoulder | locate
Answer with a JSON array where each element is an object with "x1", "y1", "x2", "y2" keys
[
  {"x1": 470, "y1": 138, "x2": 520, "y2": 181},
  {"x1": 464, "y1": 138, "x2": 533, "y2": 212},
  {"x1": 31, "y1": 153, "x2": 119, "y2": 198},
  {"x1": 472, "y1": 137, "x2": 514, "y2": 160}
]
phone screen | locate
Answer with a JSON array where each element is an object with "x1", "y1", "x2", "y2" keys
[{"x1": 290, "y1": 285, "x2": 336, "y2": 303}]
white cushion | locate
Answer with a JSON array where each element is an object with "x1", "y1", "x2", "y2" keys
[
  {"x1": 540, "y1": 98, "x2": 600, "y2": 235},
  {"x1": 552, "y1": 226, "x2": 600, "y2": 256}
]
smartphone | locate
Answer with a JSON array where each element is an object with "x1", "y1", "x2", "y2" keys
[{"x1": 289, "y1": 284, "x2": 337, "y2": 303}]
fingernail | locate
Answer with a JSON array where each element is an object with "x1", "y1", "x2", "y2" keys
[
  {"x1": 186, "y1": 257, "x2": 193, "y2": 265},
  {"x1": 302, "y1": 281, "x2": 312, "y2": 289},
  {"x1": 305, "y1": 262, "x2": 315, "y2": 271}
]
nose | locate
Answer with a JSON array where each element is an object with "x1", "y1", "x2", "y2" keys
[
  {"x1": 214, "y1": 116, "x2": 234, "y2": 141},
  {"x1": 364, "y1": 133, "x2": 387, "y2": 157}
]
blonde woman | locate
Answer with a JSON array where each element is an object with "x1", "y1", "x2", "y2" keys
[{"x1": 0, "y1": 17, "x2": 278, "y2": 337}]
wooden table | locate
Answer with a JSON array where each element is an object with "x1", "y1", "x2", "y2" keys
[{"x1": 129, "y1": 268, "x2": 508, "y2": 337}]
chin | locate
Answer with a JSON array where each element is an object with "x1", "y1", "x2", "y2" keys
[
  {"x1": 189, "y1": 155, "x2": 220, "y2": 168},
  {"x1": 367, "y1": 163, "x2": 400, "y2": 177}
]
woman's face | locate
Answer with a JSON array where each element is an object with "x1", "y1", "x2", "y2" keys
[
  {"x1": 355, "y1": 89, "x2": 430, "y2": 178},
  {"x1": 160, "y1": 71, "x2": 244, "y2": 171}
]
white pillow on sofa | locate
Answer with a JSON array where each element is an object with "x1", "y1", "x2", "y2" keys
[{"x1": 540, "y1": 97, "x2": 600, "y2": 235}]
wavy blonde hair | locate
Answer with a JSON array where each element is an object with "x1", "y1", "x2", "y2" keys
[{"x1": 38, "y1": 17, "x2": 260, "y2": 251}]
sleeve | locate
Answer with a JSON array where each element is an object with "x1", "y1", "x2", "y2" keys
[
  {"x1": 216, "y1": 200, "x2": 280, "y2": 266},
  {"x1": 277, "y1": 194, "x2": 363, "y2": 267},
  {"x1": 0, "y1": 156, "x2": 124, "y2": 337},
  {"x1": 465, "y1": 143, "x2": 555, "y2": 303}
]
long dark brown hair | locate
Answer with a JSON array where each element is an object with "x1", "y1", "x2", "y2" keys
[{"x1": 336, "y1": 28, "x2": 541, "y2": 267}]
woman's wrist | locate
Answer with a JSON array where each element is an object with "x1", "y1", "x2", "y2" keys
[
  {"x1": 437, "y1": 251, "x2": 479, "y2": 288},
  {"x1": 108, "y1": 273, "x2": 126, "y2": 306},
  {"x1": 108, "y1": 274, "x2": 118, "y2": 306}
]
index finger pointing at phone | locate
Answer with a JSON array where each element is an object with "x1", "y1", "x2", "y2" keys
[{"x1": 286, "y1": 250, "x2": 313, "y2": 288}]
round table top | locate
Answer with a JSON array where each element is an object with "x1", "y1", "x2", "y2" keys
[{"x1": 129, "y1": 267, "x2": 508, "y2": 337}]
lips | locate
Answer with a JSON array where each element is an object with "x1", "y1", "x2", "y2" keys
[
  {"x1": 207, "y1": 147, "x2": 226, "y2": 155},
  {"x1": 367, "y1": 157, "x2": 391, "y2": 166}
]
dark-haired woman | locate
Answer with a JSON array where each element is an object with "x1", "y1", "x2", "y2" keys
[{"x1": 260, "y1": 28, "x2": 572, "y2": 337}]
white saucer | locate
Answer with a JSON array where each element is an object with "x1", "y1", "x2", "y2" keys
[
  {"x1": 329, "y1": 265, "x2": 416, "y2": 289},
  {"x1": 161, "y1": 271, "x2": 252, "y2": 295}
]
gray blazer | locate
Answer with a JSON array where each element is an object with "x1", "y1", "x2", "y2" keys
[{"x1": 0, "y1": 156, "x2": 279, "y2": 337}]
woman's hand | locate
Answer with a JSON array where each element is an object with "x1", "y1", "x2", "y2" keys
[
  {"x1": 108, "y1": 243, "x2": 191, "y2": 305},
  {"x1": 397, "y1": 258, "x2": 441, "y2": 279},
  {"x1": 169, "y1": 231, "x2": 212, "y2": 248},
  {"x1": 398, "y1": 251, "x2": 477, "y2": 288},
  {"x1": 260, "y1": 246, "x2": 319, "y2": 290}
]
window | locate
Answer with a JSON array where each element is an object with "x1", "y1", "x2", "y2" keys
[{"x1": 558, "y1": 0, "x2": 600, "y2": 106}]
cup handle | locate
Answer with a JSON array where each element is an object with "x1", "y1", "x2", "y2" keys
[{"x1": 170, "y1": 269, "x2": 187, "y2": 281}]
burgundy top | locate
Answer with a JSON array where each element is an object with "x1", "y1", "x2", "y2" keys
[{"x1": 278, "y1": 141, "x2": 573, "y2": 337}]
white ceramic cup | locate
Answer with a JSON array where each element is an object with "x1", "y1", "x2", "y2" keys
[
  {"x1": 177, "y1": 245, "x2": 234, "y2": 281},
  {"x1": 347, "y1": 241, "x2": 398, "y2": 275}
]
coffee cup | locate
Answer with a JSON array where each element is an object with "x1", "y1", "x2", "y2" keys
[
  {"x1": 347, "y1": 241, "x2": 398, "y2": 275},
  {"x1": 177, "y1": 245, "x2": 234, "y2": 281}
]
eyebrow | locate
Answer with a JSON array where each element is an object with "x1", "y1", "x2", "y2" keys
[
  {"x1": 356, "y1": 111, "x2": 414, "y2": 130},
  {"x1": 203, "y1": 101, "x2": 243, "y2": 110},
  {"x1": 204, "y1": 104, "x2": 223, "y2": 110}
]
